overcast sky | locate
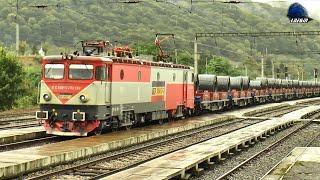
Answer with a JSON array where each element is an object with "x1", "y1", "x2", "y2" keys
[{"x1": 254, "y1": 0, "x2": 320, "y2": 19}]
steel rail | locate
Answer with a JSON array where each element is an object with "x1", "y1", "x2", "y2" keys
[
  {"x1": 0, "y1": 136, "x2": 58, "y2": 150},
  {"x1": 215, "y1": 121, "x2": 313, "y2": 180},
  {"x1": 26, "y1": 118, "x2": 262, "y2": 180}
]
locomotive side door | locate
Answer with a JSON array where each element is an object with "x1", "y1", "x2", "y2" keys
[
  {"x1": 105, "y1": 65, "x2": 111, "y2": 103},
  {"x1": 182, "y1": 70, "x2": 188, "y2": 106}
]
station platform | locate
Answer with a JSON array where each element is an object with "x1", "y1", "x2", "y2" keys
[
  {"x1": 292, "y1": 97, "x2": 320, "y2": 106},
  {"x1": 262, "y1": 147, "x2": 320, "y2": 180},
  {"x1": 0, "y1": 126, "x2": 45, "y2": 145},
  {"x1": 282, "y1": 105, "x2": 320, "y2": 120},
  {"x1": 0, "y1": 114, "x2": 233, "y2": 179},
  {"x1": 235, "y1": 103, "x2": 289, "y2": 118},
  {"x1": 103, "y1": 106, "x2": 320, "y2": 180}
]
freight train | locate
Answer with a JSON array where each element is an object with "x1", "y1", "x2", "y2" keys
[{"x1": 36, "y1": 40, "x2": 320, "y2": 136}]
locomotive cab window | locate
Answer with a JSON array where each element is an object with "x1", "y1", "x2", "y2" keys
[
  {"x1": 44, "y1": 64, "x2": 64, "y2": 79},
  {"x1": 69, "y1": 64, "x2": 93, "y2": 80},
  {"x1": 96, "y1": 66, "x2": 106, "y2": 81},
  {"x1": 191, "y1": 73, "x2": 194, "y2": 82}
]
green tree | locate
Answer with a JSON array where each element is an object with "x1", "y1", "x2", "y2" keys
[
  {"x1": 19, "y1": 41, "x2": 28, "y2": 55},
  {"x1": 15, "y1": 67, "x2": 41, "y2": 108},
  {"x1": 0, "y1": 47, "x2": 24, "y2": 110},
  {"x1": 177, "y1": 51, "x2": 193, "y2": 66},
  {"x1": 207, "y1": 56, "x2": 241, "y2": 76}
]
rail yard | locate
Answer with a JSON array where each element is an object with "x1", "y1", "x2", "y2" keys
[{"x1": 0, "y1": 97, "x2": 319, "y2": 180}]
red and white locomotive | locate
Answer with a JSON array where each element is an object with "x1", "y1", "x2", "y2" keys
[
  {"x1": 36, "y1": 40, "x2": 194, "y2": 136},
  {"x1": 36, "y1": 40, "x2": 320, "y2": 136}
]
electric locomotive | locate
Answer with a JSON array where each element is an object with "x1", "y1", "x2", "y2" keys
[
  {"x1": 36, "y1": 40, "x2": 320, "y2": 136},
  {"x1": 36, "y1": 40, "x2": 194, "y2": 136}
]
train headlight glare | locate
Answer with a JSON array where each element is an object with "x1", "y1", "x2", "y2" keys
[
  {"x1": 80, "y1": 95, "x2": 88, "y2": 102},
  {"x1": 43, "y1": 93, "x2": 51, "y2": 101}
]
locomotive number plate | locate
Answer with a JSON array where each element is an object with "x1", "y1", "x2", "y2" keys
[
  {"x1": 58, "y1": 94, "x2": 72, "y2": 100},
  {"x1": 152, "y1": 87, "x2": 165, "y2": 96}
]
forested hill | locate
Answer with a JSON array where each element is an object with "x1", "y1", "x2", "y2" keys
[{"x1": 1, "y1": 0, "x2": 320, "y2": 78}]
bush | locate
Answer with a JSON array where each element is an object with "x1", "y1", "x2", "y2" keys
[{"x1": 0, "y1": 47, "x2": 25, "y2": 110}]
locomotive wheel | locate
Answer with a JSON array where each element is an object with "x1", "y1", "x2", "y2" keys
[
  {"x1": 111, "y1": 117, "x2": 120, "y2": 131},
  {"x1": 94, "y1": 121, "x2": 106, "y2": 135},
  {"x1": 125, "y1": 125, "x2": 132, "y2": 130},
  {"x1": 94, "y1": 126, "x2": 103, "y2": 135}
]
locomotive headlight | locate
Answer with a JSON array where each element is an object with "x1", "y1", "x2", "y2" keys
[
  {"x1": 43, "y1": 93, "x2": 51, "y2": 101},
  {"x1": 79, "y1": 95, "x2": 89, "y2": 102}
]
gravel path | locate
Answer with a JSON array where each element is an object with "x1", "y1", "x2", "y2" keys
[{"x1": 193, "y1": 122, "x2": 320, "y2": 180}]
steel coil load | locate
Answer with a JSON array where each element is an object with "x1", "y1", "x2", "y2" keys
[
  {"x1": 292, "y1": 80, "x2": 299, "y2": 87},
  {"x1": 241, "y1": 76, "x2": 250, "y2": 90},
  {"x1": 275, "y1": 79, "x2": 282, "y2": 88},
  {"x1": 216, "y1": 76, "x2": 230, "y2": 91},
  {"x1": 250, "y1": 80, "x2": 262, "y2": 90},
  {"x1": 301, "y1": 81, "x2": 308, "y2": 88},
  {"x1": 281, "y1": 79, "x2": 289, "y2": 88},
  {"x1": 197, "y1": 74, "x2": 217, "y2": 91},
  {"x1": 310, "y1": 81, "x2": 316, "y2": 87},
  {"x1": 267, "y1": 78, "x2": 276, "y2": 88},
  {"x1": 298, "y1": 81, "x2": 303, "y2": 87},
  {"x1": 305, "y1": 81, "x2": 310, "y2": 87},
  {"x1": 230, "y1": 77, "x2": 243, "y2": 90},
  {"x1": 256, "y1": 77, "x2": 268, "y2": 88},
  {"x1": 288, "y1": 80, "x2": 294, "y2": 88}
]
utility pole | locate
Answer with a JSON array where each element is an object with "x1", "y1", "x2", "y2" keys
[
  {"x1": 205, "y1": 57, "x2": 208, "y2": 74},
  {"x1": 261, "y1": 56, "x2": 264, "y2": 77},
  {"x1": 295, "y1": 64, "x2": 300, "y2": 80},
  {"x1": 57, "y1": 0, "x2": 62, "y2": 37},
  {"x1": 175, "y1": 49, "x2": 178, "y2": 64},
  {"x1": 261, "y1": 47, "x2": 268, "y2": 78},
  {"x1": 245, "y1": 65, "x2": 248, "y2": 76},
  {"x1": 194, "y1": 37, "x2": 198, "y2": 75},
  {"x1": 301, "y1": 65, "x2": 304, "y2": 80},
  {"x1": 15, "y1": 0, "x2": 19, "y2": 54},
  {"x1": 271, "y1": 59, "x2": 275, "y2": 78}
]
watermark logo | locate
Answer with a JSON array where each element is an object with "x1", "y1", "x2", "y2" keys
[{"x1": 287, "y1": 2, "x2": 313, "y2": 23}]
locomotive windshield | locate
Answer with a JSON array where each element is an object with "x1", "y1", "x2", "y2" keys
[
  {"x1": 69, "y1": 64, "x2": 93, "y2": 80},
  {"x1": 44, "y1": 64, "x2": 64, "y2": 79}
]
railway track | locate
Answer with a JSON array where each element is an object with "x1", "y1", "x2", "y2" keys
[
  {"x1": 0, "y1": 116, "x2": 41, "y2": 130},
  {"x1": 215, "y1": 121, "x2": 318, "y2": 180},
  {"x1": 248, "y1": 106, "x2": 302, "y2": 118},
  {"x1": 0, "y1": 107, "x2": 37, "y2": 119},
  {"x1": 0, "y1": 136, "x2": 61, "y2": 152},
  {"x1": 25, "y1": 118, "x2": 266, "y2": 180},
  {"x1": 297, "y1": 99, "x2": 320, "y2": 106}
]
